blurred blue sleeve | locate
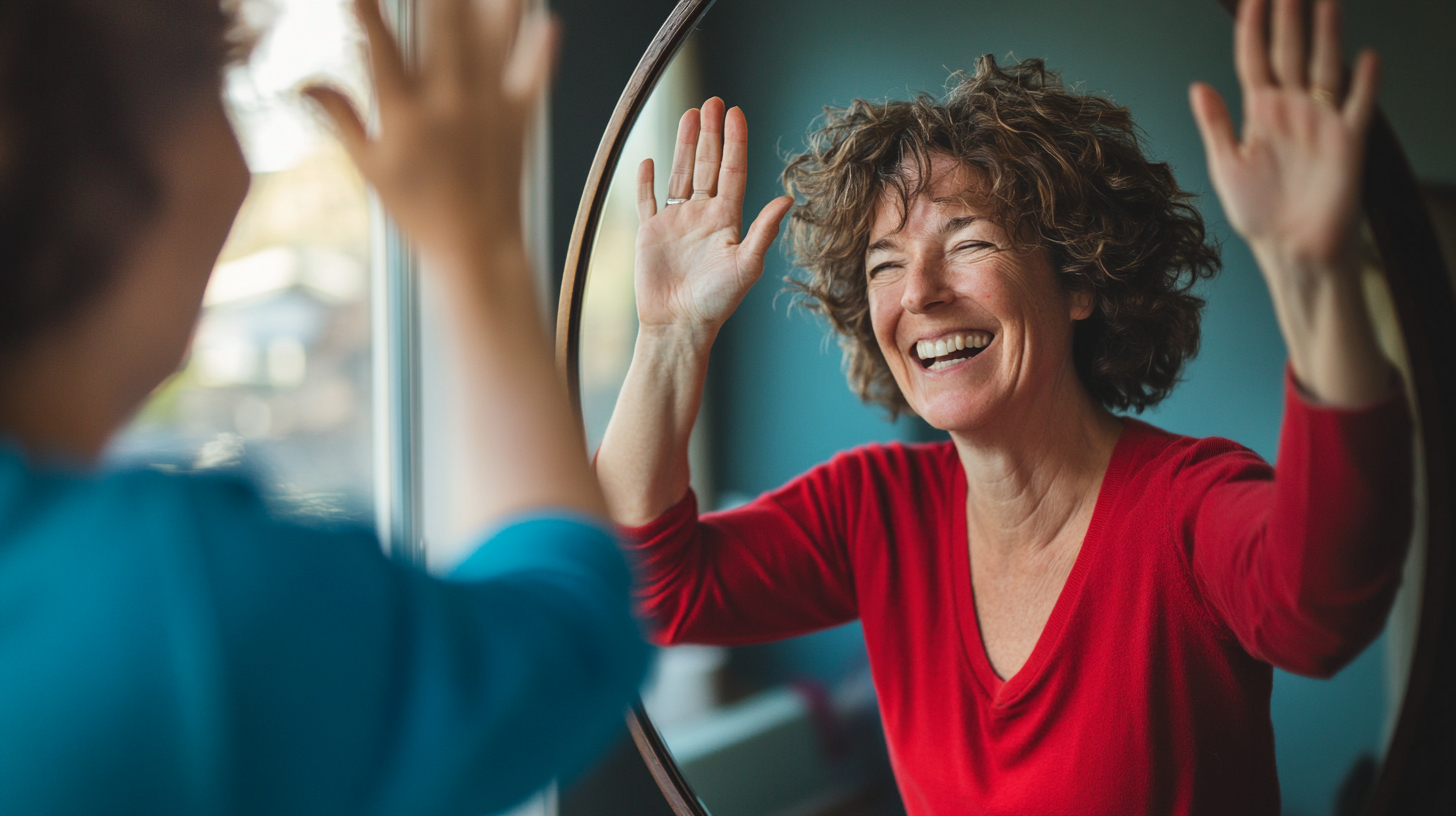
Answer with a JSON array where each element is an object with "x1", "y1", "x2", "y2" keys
[{"x1": 0, "y1": 461, "x2": 650, "y2": 816}]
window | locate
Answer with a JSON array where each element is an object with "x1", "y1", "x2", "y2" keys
[{"x1": 112, "y1": 0, "x2": 376, "y2": 526}]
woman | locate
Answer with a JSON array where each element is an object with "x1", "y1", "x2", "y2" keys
[
  {"x1": 596, "y1": 0, "x2": 1409, "y2": 812},
  {"x1": 0, "y1": 0, "x2": 646, "y2": 813}
]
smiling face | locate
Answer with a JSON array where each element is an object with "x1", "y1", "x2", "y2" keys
[{"x1": 866, "y1": 155, "x2": 1092, "y2": 434}]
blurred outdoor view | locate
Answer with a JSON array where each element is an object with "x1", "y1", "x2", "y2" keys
[{"x1": 109, "y1": 0, "x2": 375, "y2": 523}]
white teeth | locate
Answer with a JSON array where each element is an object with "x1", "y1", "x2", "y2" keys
[{"x1": 912, "y1": 331, "x2": 994, "y2": 365}]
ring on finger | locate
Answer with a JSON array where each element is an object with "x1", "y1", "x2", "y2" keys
[
  {"x1": 665, "y1": 197, "x2": 688, "y2": 205},
  {"x1": 1311, "y1": 87, "x2": 1338, "y2": 106}
]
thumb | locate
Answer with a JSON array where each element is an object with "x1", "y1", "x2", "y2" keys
[
  {"x1": 1188, "y1": 81, "x2": 1238, "y2": 172},
  {"x1": 740, "y1": 195, "x2": 794, "y2": 269},
  {"x1": 302, "y1": 84, "x2": 371, "y2": 169}
]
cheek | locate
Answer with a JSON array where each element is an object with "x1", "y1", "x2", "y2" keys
[{"x1": 866, "y1": 287, "x2": 901, "y2": 356}]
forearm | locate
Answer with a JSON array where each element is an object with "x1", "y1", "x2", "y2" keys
[
  {"x1": 1254, "y1": 245, "x2": 1395, "y2": 406},
  {"x1": 434, "y1": 240, "x2": 607, "y2": 528},
  {"x1": 596, "y1": 325, "x2": 714, "y2": 525},
  {"x1": 1192, "y1": 377, "x2": 1412, "y2": 677}
]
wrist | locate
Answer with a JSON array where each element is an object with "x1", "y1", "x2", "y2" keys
[
  {"x1": 635, "y1": 320, "x2": 719, "y2": 358},
  {"x1": 1251, "y1": 243, "x2": 1363, "y2": 306}
]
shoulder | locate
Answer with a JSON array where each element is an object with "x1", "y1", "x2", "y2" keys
[
  {"x1": 1111, "y1": 419, "x2": 1273, "y2": 511},
  {"x1": 0, "y1": 448, "x2": 374, "y2": 586},
  {"x1": 812, "y1": 439, "x2": 959, "y2": 485},
  {"x1": 758, "y1": 440, "x2": 959, "y2": 523}
]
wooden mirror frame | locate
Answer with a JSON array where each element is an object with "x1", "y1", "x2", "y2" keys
[{"x1": 555, "y1": 1, "x2": 1456, "y2": 812}]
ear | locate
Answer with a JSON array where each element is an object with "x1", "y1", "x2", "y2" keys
[{"x1": 1069, "y1": 287, "x2": 1095, "y2": 322}]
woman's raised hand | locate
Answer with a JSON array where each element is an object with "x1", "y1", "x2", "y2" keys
[
  {"x1": 306, "y1": 0, "x2": 612, "y2": 528},
  {"x1": 305, "y1": 0, "x2": 557, "y2": 274},
  {"x1": 1190, "y1": 0, "x2": 1392, "y2": 406},
  {"x1": 1190, "y1": 0, "x2": 1377, "y2": 271},
  {"x1": 634, "y1": 98, "x2": 795, "y2": 338}
]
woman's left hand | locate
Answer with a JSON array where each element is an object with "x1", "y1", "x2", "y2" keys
[
  {"x1": 1190, "y1": 0, "x2": 1393, "y2": 406},
  {"x1": 1190, "y1": 0, "x2": 1377, "y2": 268}
]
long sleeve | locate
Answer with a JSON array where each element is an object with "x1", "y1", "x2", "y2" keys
[
  {"x1": 623, "y1": 454, "x2": 872, "y2": 647},
  {"x1": 1180, "y1": 371, "x2": 1414, "y2": 677},
  {"x1": 0, "y1": 461, "x2": 650, "y2": 816}
]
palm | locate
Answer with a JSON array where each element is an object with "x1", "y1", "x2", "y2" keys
[
  {"x1": 1190, "y1": 0, "x2": 1379, "y2": 271},
  {"x1": 1212, "y1": 88, "x2": 1363, "y2": 264},
  {"x1": 631, "y1": 99, "x2": 794, "y2": 335},
  {"x1": 636, "y1": 198, "x2": 759, "y2": 329}
]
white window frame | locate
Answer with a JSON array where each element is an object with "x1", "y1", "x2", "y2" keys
[{"x1": 372, "y1": 0, "x2": 555, "y2": 570}]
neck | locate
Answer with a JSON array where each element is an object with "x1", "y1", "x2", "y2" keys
[
  {"x1": 0, "y1": 324, "x2": 147, "y2": 464},
  {"x1": 949, "y1": 362, "x2": 1123, "y2": 556}
]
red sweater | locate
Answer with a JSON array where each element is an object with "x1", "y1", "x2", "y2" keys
[{"x1": 624, "y1": 379, "x2": 1412, "y2": 815}]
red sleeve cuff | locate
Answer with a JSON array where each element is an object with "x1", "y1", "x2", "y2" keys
[
  {"x1": 616, "y1": 488, "x2": 699, "y2": 547},
  {"x1": 1284, "y1": 363, "x2": 1405, "y2": 416}
]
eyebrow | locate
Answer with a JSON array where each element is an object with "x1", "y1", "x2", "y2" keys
[{"x1": 866, "y1": 215, "x2": 981, "y2": 256}]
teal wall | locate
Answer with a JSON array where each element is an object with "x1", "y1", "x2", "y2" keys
[{"x1": 693, "y1": 1, "x2": 1455, "y2": 814}]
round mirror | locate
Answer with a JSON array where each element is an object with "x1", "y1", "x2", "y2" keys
[{"x1": 558, "y1": 1, "x2": 1455, "y2": 814}]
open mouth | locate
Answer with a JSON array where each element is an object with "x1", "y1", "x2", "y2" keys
[{"x1": 915, "y1": 331, "x2": 993, "y2": 371}]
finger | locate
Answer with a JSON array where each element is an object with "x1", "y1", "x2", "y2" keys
[
  {"x1": 637, "y1": 159, "x2": 658, "y2": 221},
  {"x1": 1309, "y1": 0, "x2": 1343, "y2": 98},
  {"x1": 740, "y1": 195, "x2": 795, "y2": 267},
  {"x1": 303, "y1": 85, "x2": 372, "y2": 168},
  {"x1": 1269, "y1": 0, "x2": 1307, "y2": 88},
  {"x1": 354, "y1": 0, "x2": 411, "y2": 104},
  {"x1": 692, "y1": 97, "x2": 726, "y2": 198},
  {"x1": 667, "y1": 108, "x2": 701, "y2": 201},
  {"x1": 480, "y1": 0, "x2": 526, "y2": 59},
  {"x1": 1235, "y1": 0, "x2": 1273, "y2": 89},
  {"x1": 718, "y1": 106, "x2": 749, "y2": 209},
  {"x1": 1189, "y1": 82, "x2": 1240, "y2": 166},
  {"x1": 1342, "y1": 49, "x2": 1380, "y2": 134},
  {"x1": 503, "y1": 11, "x2": 559, "y2": 100},
  {"x1": 425, "y1": 0, "x2": 470, "y2": 84}
]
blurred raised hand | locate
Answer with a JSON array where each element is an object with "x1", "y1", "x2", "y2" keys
[
  {"x1": 634, "y1": 97, "x2": 795, "y2": 338},
  {"x1": 305, "y1": 0, "x2": 557, "y2": 274},
  {"x1": 1190, "y1": 0, "x2": 1378, "y2": 271},
  {"x1": 307, "y1": 0, "x2": 610, "y2": 528},
  {"x1": 1190, "y1": 0, "x2": 1391, "y2": 405}
]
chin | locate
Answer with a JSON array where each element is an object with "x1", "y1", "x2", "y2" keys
[{"x1": 909, "y1": 393, "x2": 998, "y2": 435}]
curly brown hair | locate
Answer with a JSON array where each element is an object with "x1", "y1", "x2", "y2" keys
[{"x1": 782, "y1": 54, "x2": 1221, "y2": 417}]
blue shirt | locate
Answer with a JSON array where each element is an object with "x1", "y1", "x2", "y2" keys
[{"x1": 0, "y1": 448, "x2": 650, "y2": 815}]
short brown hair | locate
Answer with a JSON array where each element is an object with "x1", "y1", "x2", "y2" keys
[
  {"x1": 0, "y1": 0, "x2": 249, "y2": 351},
  {"x1": 782, "y1": 55, "x2": 1220, "y2": 416}
]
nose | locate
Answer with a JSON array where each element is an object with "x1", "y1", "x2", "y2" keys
[{"x1": 900, "y1": 253, "x2": 954, "y2": 314}]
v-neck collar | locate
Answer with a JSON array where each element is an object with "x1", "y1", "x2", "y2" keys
[{"x1": 947, "y1": 422, "x2": 1138, "y2": 710}]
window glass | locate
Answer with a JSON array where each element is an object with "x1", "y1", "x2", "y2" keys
[{"x1": 110, "y1": 0, "x2": 374, "y2": 524}]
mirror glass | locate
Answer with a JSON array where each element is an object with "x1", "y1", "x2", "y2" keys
[{"x1": 578, "y1": 1, "x2": 1454, "y2": 814}]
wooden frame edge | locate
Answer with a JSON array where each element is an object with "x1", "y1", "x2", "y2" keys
[{"x1": 553, "y1": 0, "x2": 717, "y2": 421}]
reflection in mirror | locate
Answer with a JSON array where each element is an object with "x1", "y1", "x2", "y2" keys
[
  {"x1": 577, "y1": 2, "x2": 1450, "y2": 814},
  {"x1": 583, "y1": 36, "x2": 904, "y2": 816},
  {"x1": 112, "y1": 0, "x2": 374, "y2": 523}
]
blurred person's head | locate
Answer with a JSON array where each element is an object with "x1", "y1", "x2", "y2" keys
[
  {"x1": 0, "y1": 0, "x2": 251, "y2": 457},
  {"x1": 782, "y1": 56, "x2": 1221, "y2": 425}
]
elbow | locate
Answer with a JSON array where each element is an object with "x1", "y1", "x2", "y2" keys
[
  {"x1": 1283, "y1": 646, "x2": 1361, "y2": 680},
  {"x1": 639, "y1": 604, "x2": 691, "y2": 647},
  {"x1": 1262, "y1": 605, "x2": 1391, "y2": 679}
]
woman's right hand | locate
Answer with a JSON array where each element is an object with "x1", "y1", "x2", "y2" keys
[
  {"x1": 634, "y1": 97, "x2": 794, "y2": 339},
  {"x1": 305, "y1": 0, "x2": 555, "y2": 279}
]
